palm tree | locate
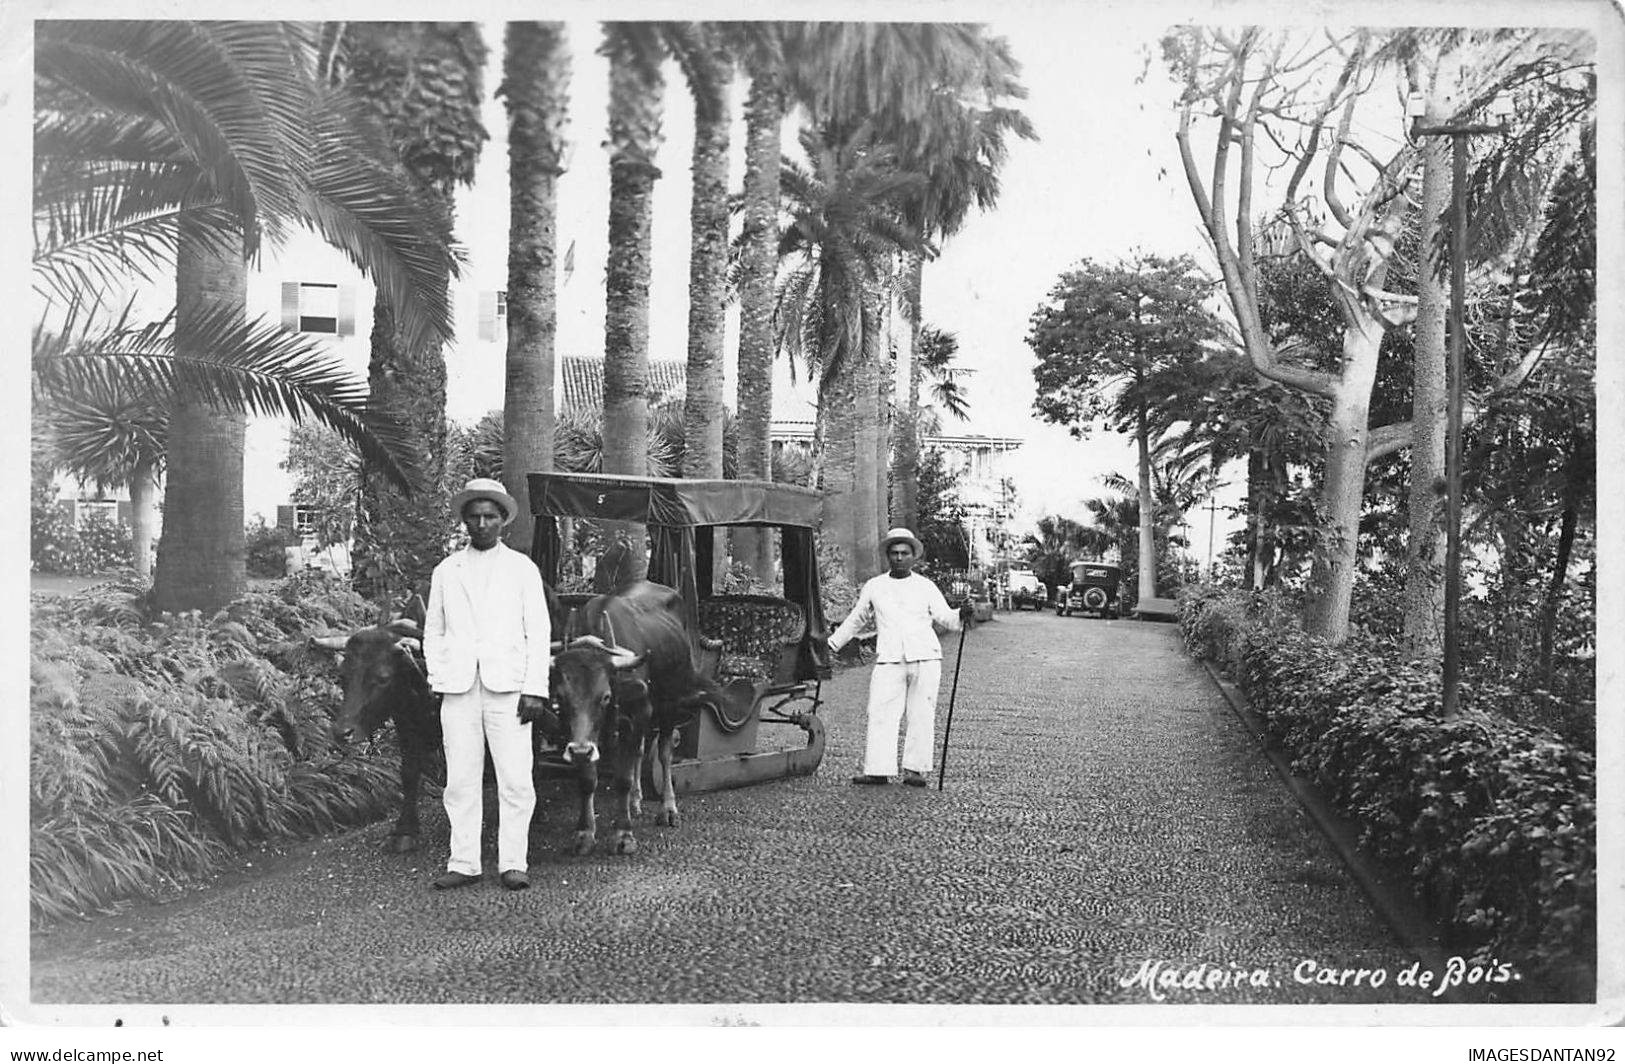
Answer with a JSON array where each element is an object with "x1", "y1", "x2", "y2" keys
[
  {"x1": 39, "y1": 378, "x2": 164, "y2": 578},
  {"x1": 1023, "y1": 514, "x2": 1089, "y2": 600},
  {"x1": 794, "y1": 24, "x2": 1033, "y2": 536},
  {"x1": 498, "y1": 21, "x2": 571, "y2": 553},
  {"x1": 729, "y1": 23, "x2": 793, "y2": 580},
  {"x1": 34, "y1": 20, "x2": 459, "y2": 612},
  {"x1": 35, "y1": 304, "x2": 417, "y2": 580},
  {"x1": 666, "y1": 23, "x2": 732, "y2": 483},
  {"x1": 597, "y1": 24, "x2": 667, "y2": 577},
  {"x1": 330, "y1": 21, "x2": 488, "y2": 603},
  {"x1": 775, "y1": 124, "x2": 928, "y2": 582},
  {"x1": 891, "y1": 42, "x2": 1034, "y2": 529}
]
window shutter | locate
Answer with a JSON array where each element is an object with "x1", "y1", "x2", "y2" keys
[
  {"x1": 276, "y1": 505, "x2": 296, "y2": 533},
  {"x1": 280, "y1": 283, "x2": 301, "y2": 331},
  {"x1": 336, "y1": 285, "x2": 357, "y2": 337},
  {"x1": 477, "y1": 290, "x2": 497, "y2": 342}
]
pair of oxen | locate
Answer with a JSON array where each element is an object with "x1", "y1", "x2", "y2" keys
[{"x1": 310, "y1": 580, "x2": 722, "y2": 859}]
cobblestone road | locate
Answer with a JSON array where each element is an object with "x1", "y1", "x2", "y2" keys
[{"x1": 31, "y1": 610, "x2": 1438, "y2": 1011}]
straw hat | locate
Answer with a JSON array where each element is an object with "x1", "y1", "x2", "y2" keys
[
  {"x1": 879, "y1": 527, "x2": 925, "y2": 560},
  {"x1": 449, "y1": 477, "x2": 517, "y2": 527}
]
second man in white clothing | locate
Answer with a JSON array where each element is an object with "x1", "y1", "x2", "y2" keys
[{"x1": 827, "y1": 527, "x2": 974, "y2": 787}]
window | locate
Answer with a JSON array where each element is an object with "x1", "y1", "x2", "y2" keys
[
  {"x1": 477, "y1": 289, "x2": 508, "y2": 342},
  {"x1": 280, "y1": 282, "x2": 357, "y2": 336},
  {"x1": 293, "y1": 505, "x2": 318, "y2": 536}
]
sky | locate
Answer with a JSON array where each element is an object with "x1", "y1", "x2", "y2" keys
[{"x1": 443, "y1": 12, "x2": 1234, "y2": 544}]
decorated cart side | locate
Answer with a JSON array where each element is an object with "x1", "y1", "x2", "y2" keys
[{"x1": 527, "y1": 471, "x2": 832, "y2": 793}]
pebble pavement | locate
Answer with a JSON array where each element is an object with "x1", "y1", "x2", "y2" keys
[{"x1": 30, "y1": 610, "x2": 1447, "y2": 1010}]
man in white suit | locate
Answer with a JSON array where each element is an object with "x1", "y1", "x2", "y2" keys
[
  {"x1": 425, "y1": 478, "x2": 552, "y2": 891},
  {"x1": 828, "y1": 528, "x2": 975, "y2": 788}
]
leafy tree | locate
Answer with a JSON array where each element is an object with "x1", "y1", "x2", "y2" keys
[
  {"x1": 1028, "y1": 252, "x2": 1222, "y2": 606},
  {"x1": 1167, "y1": 26, "x2": 1584, "y2": 645},
  {"x1": 915, "y1": 447, "x2": 969, "y2": 571}
]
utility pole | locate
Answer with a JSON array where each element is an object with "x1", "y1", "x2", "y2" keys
[{"x1": 1409, "y1": 92, "x2": 1510, "y2": 717}]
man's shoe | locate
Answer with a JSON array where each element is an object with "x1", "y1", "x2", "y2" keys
[
  {"x1": 500, "y1": 870, "x2": 530, "y2": 891},
  {"x1": 902, "y1": 771, "x2": 929, "y2": 788},
  {"x1": 431, "y1": 870, "x2": 482, "y2": 891},
  {"x1": 850, "y1": 774, "x2": 891, "y2": 785}
]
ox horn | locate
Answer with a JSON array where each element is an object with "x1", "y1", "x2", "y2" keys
[
  {"x1": 394, "y1": 636, "x2": 422, "y2": 654},
  {"x1": 609, "y1": 648, "x2": 646, "y2": 671},
  {"x1": 310, "y1": 634, "x2": 349, "y2": 652}
]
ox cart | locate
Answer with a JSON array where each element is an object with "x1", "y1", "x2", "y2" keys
[{"x1": 527, "y1": 472, "x2": 832, "y2": 795}]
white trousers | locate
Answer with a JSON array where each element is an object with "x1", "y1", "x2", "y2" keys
[
  {"x1": 440, "y1": 670, "x2": 534, "y2": 875},
  {"x1": 863, "y1": 659, "x2": 943, "y2": 777}
]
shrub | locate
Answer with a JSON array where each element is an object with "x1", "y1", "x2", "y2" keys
[
  {"x1": 33, "y1": 510, "x2": 134, "y2": 575},
  {"x1": 29, "y1": 575, "x2": 394, "y2": 925},
  {"x1": 245, "y1": 517, "x2": 300, "y2": 578},
  {"x1": 1178, "y1": 584, "x2": 1596, "y2": 1001}
]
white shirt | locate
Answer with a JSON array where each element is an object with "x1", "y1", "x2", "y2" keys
[{"x1": 828, "y1": 571, "x2": 961, "y2": 663}]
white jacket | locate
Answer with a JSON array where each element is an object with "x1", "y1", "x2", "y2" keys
[
  {"x1": 425, "y1": 542, "x2": 551, "y2": 696},
  {"x1": 828, "y1": 571, "x2": 960, "y2": 663}
]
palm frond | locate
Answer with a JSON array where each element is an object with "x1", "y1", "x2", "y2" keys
[
  {"x1": 33, "y1": 306, "x2": 414, "y2": 491},
  {"x1": 33, "y1": 160, "x2": 237, "y2": 304},
  {"x1": 34, "y1": 21, "x2": 321, "y2": 256},
  {"x1": 294, "y1": 85, "x2": 461, "y2": 350}
]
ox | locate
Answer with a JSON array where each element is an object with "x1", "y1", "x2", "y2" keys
[
  {"x1": 310, "y1": 598, "x2": 442, "y2": 853},
  {"x1": 530, "y1": 580, "x2": 722, "y2": 855}
]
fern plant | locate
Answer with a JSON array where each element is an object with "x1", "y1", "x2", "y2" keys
[{"x1": 31, "y1": 572, "x2": 395, "y2": 924}]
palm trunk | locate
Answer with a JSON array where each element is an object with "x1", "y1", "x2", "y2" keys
[
  {"x1": 344, "y1": 22, "x2": 481, "y2": 604},
  {"x1": 153, "y1": 228, "x2": 247, "y2": 614},
  {"x1": 501, "y1": 21, "x2": 570, "y2": 554},
  {"x1": 1304, "y1": 321, "x2": 1383, "y2": 641},
  {"x1": 851, "y1": 289, "x2": 882, "y2": 579},
  {"x1": 128, "y1": 457, "x2": 158, "y2": 580},
  {"x1": 1135, "y1": 401, "x2": 1156, "y2": 602},
  {"x1": 1401, "y1": 129, "x2": 1451, "y2": 659},
  {"x1": 876, "y1": 296, "x2": 893, "y2": 544},
  {"x1": 818, "y1": 355, "x2": 858, "y2": 584},
  {"x1": 733, "y1": 65, "x2": 783, "y2": 580},
  {"x1": 682, "y1": 53, "x2": 730, "y2": 483},
  {"x1": 892, "y1": 254, "x2": 924, "y2": 530},
  {"x1": 602, "y1": 37, "x2": 663, "y2": 576}
]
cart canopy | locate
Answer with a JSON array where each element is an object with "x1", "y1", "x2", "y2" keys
[
  {"x1": 528, "y1": 472, "x2": 822, "y2": 528},
  {"x1": 525, "y1": 472, "x2": 831, "y2": 682}
]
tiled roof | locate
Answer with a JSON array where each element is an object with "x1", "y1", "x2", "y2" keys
[{"x1": 560, "y1": 355, "x2": 687, "y2": 412}]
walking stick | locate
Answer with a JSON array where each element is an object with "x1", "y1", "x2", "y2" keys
[{"x1": 937, "y1": 612, "x2": 972, "y2": 791}]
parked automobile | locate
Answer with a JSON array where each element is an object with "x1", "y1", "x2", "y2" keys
[
  {"x1": 1059, "y1": 561, "x2": 1122, "y2": 619},
  {"x1": 1005, "y1": 568, "x2": 1046, "y2": 610}
]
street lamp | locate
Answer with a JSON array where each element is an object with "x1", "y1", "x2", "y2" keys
[{"x1": 1407, "y1": 91, "x2": 1512, "y2": 716}]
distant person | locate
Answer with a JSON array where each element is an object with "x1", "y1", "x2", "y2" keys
[
  {"x1": 828, "y1": 528, "x2": 974, "y2": 787},
  {"x1": 424, "y1": 478, "x2": 552, "y2": 891}
]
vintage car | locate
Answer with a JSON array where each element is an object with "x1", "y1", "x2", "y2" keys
[
  {"x1": 1058, "y1": 561, "x2": 1122, "y2": 619},
  {"x1": 1005, "y1": 568, "x2": 1046, "y2": 610}
]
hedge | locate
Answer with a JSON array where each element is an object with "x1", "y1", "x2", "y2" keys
[{"x1": 1177, "y1": 584, "x2": 1595, "y2": 1002}]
